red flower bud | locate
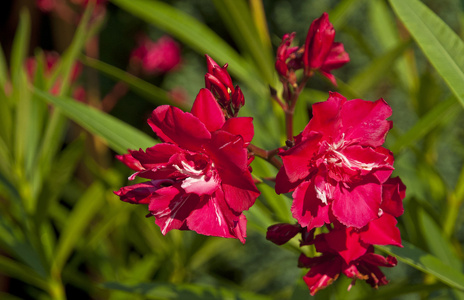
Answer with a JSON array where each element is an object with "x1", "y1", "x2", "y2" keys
[
  {"x1": 231, "y1": 85, "x2": 244, "y2": 111},
  {"x1": 205, "y1": 73, "x2": 230, "y2": 104},
  {"x1": 266, "y1": 223, "x2": 301, "y2": 245},
  {"x1": 302, "y1": 13, "x2": 349, "y2": 85}
]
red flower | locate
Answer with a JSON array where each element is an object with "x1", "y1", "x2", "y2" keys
[
  {"x1": 299, "y1": 242, "x2": 397, "y2": 295},
  {"x1": 303, "y1": 13, "x2": 349, "y2": 85},
  {"x1": 276, "y1": 92, "x2": 394, "y2": 229},
  {"x1": 131, "y1": 35, "x2": 181, "y2": 74},
  {"x1": 115, "y1": 89, "x2": 259, "y2": 243}
]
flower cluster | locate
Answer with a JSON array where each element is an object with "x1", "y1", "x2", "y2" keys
[
  {"x1": 114, "y1": 11, "x2": 405, "y2": 295},
  {"x1": 266, "y1": 13, "x2": 405, "y2": 295},
  {"x1": 115, "y1": 56, "x2": 259, "y2": 243}
]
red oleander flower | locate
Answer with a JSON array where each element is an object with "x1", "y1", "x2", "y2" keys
[
  {"x1": 131, "y1": 35, "x2": 181, "y2": 74},
  {"x1": 276, "y1": 92, "x2": 394, "y2": 229},
  {"x1": 299, "y1": 241, "x2": 397, "y2": 295},
  {"x1": 115, "y1": 88, "x2": 259, "y2": 243},
  {"x1": 303, "y1": 12, "x2": 349, "y2": 85}
]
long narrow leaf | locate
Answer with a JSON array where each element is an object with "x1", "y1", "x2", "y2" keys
[
  {"x1": 212, "y1": 0, "x2": 275, "y2": 86},
  {"x1": 52, "y1": 182, "x2": 106, "y2": 272},
  {"x1": 0, "y1": 256, "x2": 48, "y2": 290},
  {"x1": 389, "y1": 0, "x2": 464, "y2": 107},
  {"x1": 348, "y1": 40, "x2": 410, "y2": 96},
  {"x1": 34, "y1": 89, "x2": 155, "y2": 154},
  {"x1": 102, "y1": 281, "x2": 273, "y2": 300},
  {"x1": 390, "y1": 97, "x2": 459, "y2": 154},
  {"x1": 80, "y1": 55, "x2": 178, "y2": 107},
  {"x1": 377, "y1": 241, "x2": 464, "y2": 291}
]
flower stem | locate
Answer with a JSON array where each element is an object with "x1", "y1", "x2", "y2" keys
[{"x1": 248, "y1": 144, "x2": 282, "y2": 170}]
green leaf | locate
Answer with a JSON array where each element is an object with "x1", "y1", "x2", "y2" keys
[
  {"x1": 368, "y1": 0, "x2": 417, "y2": 93},
  {"x1": 330, "y1": 0, "x2": 368, "y2": 28},
  {"x1": 348, "y1": 40, "x2": 410, "y2": 96},
  {"x1": 377, "y1": 241, "x2": 464, "y2": 291},
  {"x1": 110, "y1": 0, "x2": 262, "y2": 94},
  {"x1": 0, "y1": 255, "x2": 48, "y2": 290},
  {"x1": 390, "y1": 97, "x2": 459, "y2": 154},
  {"x1": 79, "y1": 55, "x2": 178, "y2": 108},
  {"x1": 0, "y1": 216, "x2": 47, "y2": 278},
  {"x1": 389, "y1": 0, "x2": 464, "y2": 107},
  {"x1": 212, "y1": 0, "x2": 275, "y2": 86},
  {"x1": 102, "y1": 281, "x2": 273, "y2": 300},
  {"x1": 418, "y1": 209, "x2": 462, "y2": 269},
  {"x1": 33, "y1": 89, "x2": 156, "y2": 154},
  {"x1": 10, "y1": 9, "x2": 30, "y2": 87},
  {"x1": 52, "y1": 182, "x2": 106, "y2": 272}
]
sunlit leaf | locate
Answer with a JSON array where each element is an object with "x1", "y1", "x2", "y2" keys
[
  {"x1": 34, "y1": 89, "x2": 156, "y2": 154},
  {"x1": 102, "y1": 281, "x2": 273, "y2": 300},
  {"x1": 377, "y1": 241, "x2": 464, "y2": 291},
  {"x1": 389, "y1": 0, "x2": 464, "y2": 107},
  {"x1": 390, "y1": 97, "x2": 459, "y2": 154},
  {"x1": 80, "y1": 55, "x2": 178, "y2": 108},
  {"x1": 52, "y1": 182, "x2": 106, "y2": 272}
]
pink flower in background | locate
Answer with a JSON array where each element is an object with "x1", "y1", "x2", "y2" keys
[
  {"x1": 303, "y1": 12, "x2": 349, "y2": 85},
  {"x1": 25, "y1": 51, "x2": 85, "y2": 100},
  {"x1": 115, "y1": 88, "x2": 259, "y2": 243},
  {"x1": 130, "y1": 35, "x2": 181, "y2": 74},
  {"x1": 276, "y1": 92, "x2": 394, "y2": 229},
  {"x1": 37, "y1": 0, "x2": 56, "y2": 12}
]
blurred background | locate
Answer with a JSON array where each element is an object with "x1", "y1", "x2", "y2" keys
[{"x1": 1, "y1": 0, "x2": 464, "y2": 299}]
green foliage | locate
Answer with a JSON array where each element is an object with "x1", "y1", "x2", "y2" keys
[{"x1": 1, "y1": 0, "x2": 464, "y2": 299}]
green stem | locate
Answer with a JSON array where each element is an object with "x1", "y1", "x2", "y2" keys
[{"x1": 248, "y1": 144, "x2": 282, "y2": 169}]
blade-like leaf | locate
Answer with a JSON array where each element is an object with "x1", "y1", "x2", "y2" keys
[
  {"x1": 0, "y1": 255, "x2": 48, "y2": 290},
  {"x1": 330, "y1": 0, "x2": 368, "y2": 28},
  {"x1": 348, "y1": 40, "x2": 410, "y2": 96},
  {"x1": 368, "y1": 0, "x2": 417, "y2": 93},
  {"x1": 390, "y1": 97, "x2": 459, "y2": 154},
  {"x1": 377, "y1": 241, "x2": 464, "y2": 291},
  {"x1": 212, "y1": 0, "x2": 275, "y2": 86},
  {"x1": 389, "y1": 0, "x2": 464, "y2": 107},
  {"x1": 34, "y1": 89, "x2": 156, "y2": 154},
  {"x1": 79, "y1": 55, "x2": 179, "y2": 108},
  {"x1": 102, "y1": 281, "x2": 273, "y2": 300},
  {"x1": 52, "y1": 182, "x2": 106, "y2": 272}
]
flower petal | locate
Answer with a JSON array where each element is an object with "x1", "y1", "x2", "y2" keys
[
  {"x1": 359, "y1": 214, "x2": 402, "y2": 247},
  {"x1": 341, "y1": 98, "x2": 392, "y2": 147},
  {"x1": 114, "y1": 180, "x2": 168, "y2": 204},
  {"x1": 148, "y1": 105, "x2": 211, "y2": 150},
  {"x1": 207, "y1": 131, "x2": 260, "y2": 212},
  {"x1": 291, "y1": 181, "x2": 331, "y2": 230},
  {"x1": 221, "y1": 117, "x2": 254, "y2": 146},
  {"x1": 278, "y1": 132, "x2": 322, "y2": 184},
  {"x1": 331, "y1": 177, "x2": 382, "y2": 228},
  {"x1": 187, "y1": 189, "x2": 247, "y2": 243},
  {"x1": 129, "y1": 143, "x2": 182, "y2": 170},
  {"x1": 148, "y1": 186, "x2": 201, "y2": 235},
  {"x1": 191, "y1": 88, "x2": 225, "y2": 132}
]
